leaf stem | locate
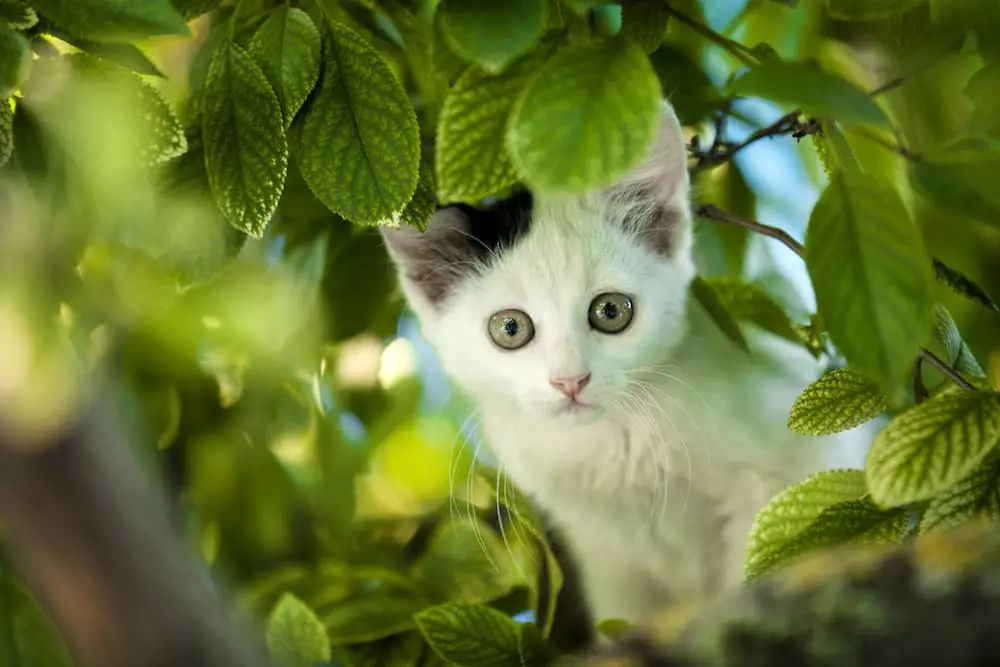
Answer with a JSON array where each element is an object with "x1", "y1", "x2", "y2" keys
[
  {"x1": 847, "y1": 125, "x2": 920, "y2": 161},
  {"x1": 661, "y1": 4, "x2": 758, "y2": 67},
  {"x1": 694, "y1": 204, "x2": 975, "y2": 393}
]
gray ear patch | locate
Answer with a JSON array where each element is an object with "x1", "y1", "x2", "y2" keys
[{"x1": 381, "y1": 190, "x2": 535, "y2": 305}]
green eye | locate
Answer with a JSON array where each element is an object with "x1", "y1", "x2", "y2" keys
[
  {"x1": 588, "y1": 292, "x2": 634, "y2": 334},
  {"x1": 488, "y1": 309, "x2": 535, "y2": 350}
]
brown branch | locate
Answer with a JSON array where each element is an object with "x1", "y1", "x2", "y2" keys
[{"x1": 695, "y1": 204, "x2": 974, "y2": 393}]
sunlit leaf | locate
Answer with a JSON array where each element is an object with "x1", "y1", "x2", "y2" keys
[
  {"x1": 439, "y1": 0, "x2": 547, "y2": 74},
  {"x1": 690, "y1": 276, "x2": 750, "y2": 355},
  {"x1": 267, "y1": 593, "x2": 332, "y2": 667},
  {"x1": 0, "y1": 98, "x2": 12, "y2": 167},
  {"x1": 920, "y1": 452, "x2": 1000, "y2": 532},
  {"x1": 249, "y1": 6, "x2": 322, "y2": 127},
  {"x1": 507, "y1": 37, "x2": 661, "y2": 192},
  {"x1": 805, "y1": 169, "x2": 935, "y2": 402},
  {"x1": 788, "y1": 368, "x2": 887, "y2": 436},
  {"x1": 416, "y1": 602, "x2": 547, "y2": 667},
  {"x1": 932, "y1": 305, "x2": 986, "y2": 380},
  {"x1": 0, "y1": 23, "x2": 30, "y2": 98},
  {"x1": 866, "y1": 390, "x2": 1000, "y2": 508},
  {"x1": 620, "y1": 0, "x2": 670, "y2": 54},
  {"x1": 30, "y1": 0, "x2": 189, "y2": 41}
]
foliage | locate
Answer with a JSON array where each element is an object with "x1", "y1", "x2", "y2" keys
[{"x1": 1, "y1": 0, "x2": 1000, "y2": 665}]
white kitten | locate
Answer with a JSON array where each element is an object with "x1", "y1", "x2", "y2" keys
[{"x1": 381, "y1": 101, "x2": 853, "y2": 626}]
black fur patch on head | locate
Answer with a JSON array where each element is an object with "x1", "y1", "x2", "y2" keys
[{"x1": 381, "y1": 190, "x2": 534, "y2": 305}]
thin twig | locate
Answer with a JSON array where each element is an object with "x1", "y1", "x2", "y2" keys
[
  {"x1": 694, "y1": 204, "x2": 974, "y2": 393},
  {"x1": 660, "y1": 4, "x2": 758, "y2": 67},
  {"x1": 913, "y1": 356, "x2": 928, "y2": 404}
]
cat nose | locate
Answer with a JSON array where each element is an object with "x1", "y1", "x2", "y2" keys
[{"x1": 550, "y1": 372, "x2": 591, "y2": 398}]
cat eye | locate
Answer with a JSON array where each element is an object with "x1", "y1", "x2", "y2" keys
[
  {"x1": 588, "y1": 293, "x2": 634, "y2": 334},
  {"x1": 487, "y1": 309, "x2": 535, "y2": 350}
]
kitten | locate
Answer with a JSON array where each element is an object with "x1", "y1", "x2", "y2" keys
[{"x1": 381, "y1": 101, "x2": 853, "y2": 626}]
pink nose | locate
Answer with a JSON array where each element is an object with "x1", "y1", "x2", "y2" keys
[{"x1": 550, "y1": 373, "x2": 591, "y2": 398}]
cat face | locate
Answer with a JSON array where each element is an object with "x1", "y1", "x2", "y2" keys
[{"x1": 382, "y1": 101, "x2": 695, "y2": 424}]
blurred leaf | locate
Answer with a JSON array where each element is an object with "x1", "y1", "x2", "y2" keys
[
  {"x1": 49, "y1": 29, "x2": 164, "y2": 76},
  {"x1": 866, "y1": 390, "x2": 1000, "y2": 507},
  {"x1": 910, "y1": 137, "x2": 1000, "y2": 232},
  {"x1": 0, "y1": 98, "x2": 11, "y2": 167},
  {"x1": 933, "y1": 258, "x2": 1000, "y2": 313},
  {"x1": 439, "y1": 0, "x2": 547, "y2": 74},
  {"x1": 0, "y1": 1, "x2": 38, "y2": 29},
  {"x1": 806, "y1": 169, "x2": 935, "y2": 403},
  {"x1": 416, "y1": 602, "x2": 542, "y2": 667},
  {"x1": 690, "y1": 276, "x2": 750, "y2": 355},
  {"x1": 436, "y1": 39, "x2": 556, "y2": 203},
  {"x1": 0, "y1": 574, "x2": 74, "y2": 667},
  {"x1": 0, "y1": 23, "x2": 30, "y2": 98},
  {"x1": 292, "y1": 17, "x2": 420, "y2": 224},
  {"x1": 788, "y1": 368, "x2": 888, "y2": 436},
  {"x1": 595, "y1": 618, "x2": 637, "y2": 640},
  {"x1": 267, "y1": 593, "x2": 332, "y2": 667},
  {"x1": 745, "y1": 469, "x2": 867, "y2": 580},
  {"x1": 30, "y1": 0, "x2": 189, "y2": 41},
  {"x1": 341, "y1": 632, "x2": 426, "y2": 667},
  {"x1": 170, "y1": 0, "x2": 221, "y2": 20},
  {"x1": 648, "y1": 44, "x2": 719, "y2": 126},
  {"x1": 728, "y1": 60, "x2": 889, "y2": 127},
  {"x1": 249, "y1": 6, "x2": 322, "y2": 127},
  {"x1": 823, "y1": 0, "x2": 925, "y2": 20},
  {"x1": 751, "y1": 498, "x2": 909, "y2": 579},
  {"x1": 507, "y1": 37, "x2": 661, "y2": 192},
  {"x1": 202, "y1": 40, "x2": 288, "y2": 236},
  {"x1": 920, "y1": 452, "x2": 1000, "y2": 532},
  {"x1": 620, "y1": 0, "x2": 669, "y2": 54},
  {"x1": 704, "y1": 277, "x2": 803, "y2": 346},
  {"x1": 932, "y1": 305, "x2": 986, "y2": 379},
  {"x1": 325, "y1": 596, "x2": 427, "y2": 646}
]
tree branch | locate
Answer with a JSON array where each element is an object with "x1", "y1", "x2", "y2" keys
[
  {"x1": 660, "y1": 4, "x2": 758, "y2": 67},
  {"x1": 694, "y1": 204, "x2": 974, "y2": 393}
]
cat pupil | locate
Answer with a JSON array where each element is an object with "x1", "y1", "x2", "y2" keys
[
  {"x1": 504, "y1": 319, "x2": 518, "y2": 336},
  {"x1": 601, "y1": 302, "x2": 618, "y2": 319}
]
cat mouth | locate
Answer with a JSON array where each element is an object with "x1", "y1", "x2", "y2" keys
[{"x1": 553, "y1": 400, "x2": 599, "y2": 416}]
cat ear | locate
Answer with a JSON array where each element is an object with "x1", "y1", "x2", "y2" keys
[
  {"x1": 606, "y1": 99, "x2": 692, "y2": 257},
  {"x1": 380, "y1": 207, "x2": 476, "y2": 310}
]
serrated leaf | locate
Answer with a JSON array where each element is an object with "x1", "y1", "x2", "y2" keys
[
  {"x1": 932, "y1": 305, "x2": 986, "y2": 379},
  {"x1": 933, "y1": 258, "x2": 999, "y2": 313},
  {"x1": 249, "y1": 6, "x2": 321, "y2": 127},
  {"x1": 620, "y1": 0, "x2": 670, "y2": 53},
  {"x1": 752, "y1": 498, "x2": 908, "y2": 579},
  {"x1": 0, "y1": 575, "x2": 74, "y2": 667},
  {"x1": 822, "y1": 0, "x2": 925, "y2": 20},
  {"x1": 805, "y1": 170, "x2": 935, "y2": 402},
  {"x1": 49, "y1": 28, "x2": 164, "y2": 76},
  {"x1": 266, "y1": 593, "x2": 332, "y2": 667},
  {"x1": 0, "y1": 1, "x2": 37, "y2": 30},
  {"x1": 439, "y1": 0, "x2": 547, "y2": 74},
  {"x1": 507, "y1": 37, "x2": 661, "y2": 192},
  {"x1": 866, "y1": 390, "x2": 1000, "y2": 507},
  {"x1": 788, "y1": 368, "x2": 887, "y2": 436},
  {"x1": 324, "y1": 596, "x2": 425, "y2": 646},
  {"x1": 0, "y1": 23, "x2": 30, "y2": 98},
  {"x1": 704, "y1": 277, "x2": 802, "y2": 345},
  {"x1": 728, "y1": 59, "x2": 889, "y2": 127},
  {"x1": 30, "y1": 0, "x2": 189, "y2": 41},
  {"x1": 292, "y1": 18, "x2": 420, "y2": 224},
  {"x1": 690, "y1": 275, "x2": 750, "y2": 355},
  {"x1": 910, "y1": 137, "x2": 1000, "y2": 232},
  {"x1": 744, "y1": 469, "x2": 867, "y2": 580},
  {"x1": 416, "y1": 603, "x2": 543, "y2": 667},
  {"x1": 436, "y1": 41, "x2": 556, "y2": 203},
  {"x1": 920, "y1": 452, "x2": 1000, "y2": 532},
  {"x1": 393, "y1": 158, "x2": 435, "y2": 230},
  {"x1": 0, "y1": 98, "x2": 12, "y2": 167},
  {"x1": 202, "y1": 40, "x2": 288, "y2": 236}
]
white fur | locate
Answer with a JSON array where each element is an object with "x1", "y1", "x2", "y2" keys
[{"x1": 385, "y1": 102, "x2": 849, "y2": 626}]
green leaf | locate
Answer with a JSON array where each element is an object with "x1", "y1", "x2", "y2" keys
[
  {"x1": 823, "y1": 0, "x2": 925, "y2": 21},
  {"x1": 704, "y1": 277, "x2": 803, "y2": 346},
  {"x1": 0, "y1": 98, "x2": 12, "y2": 167},
  {"x1": 416, "y1": 603, "x2": 542, "y2": 667},
  {"x1": 728, "y1": 60, "x2": 889, "y2": 127},
  {"x1": 266, "y1": 593, "x2": 332, "y2": 667},
  {"x1": 395, "y1": 158, "x2": 436, "y2": 230},
  {"x1": 324, "y1": 595, "x2": 426, "y2": 646},
  {"x1": 753, "y1": 498, "x2": 909, "y2": 578},
  {"x1": 0, "y1": 1, "x2": 38, "y2": 30},
  {"x1": 30, "y1": 0, "x2": 189, "y2": 41},
  {"x1": 202, "y1": 40, "x2": 288, "y2": 236},
  {"x1": 744, "y1": 469, "x2": 867, "y2": 580},
  {"x1": 649, "y1": 43, "x2": 720, "y2": 127},
  {"x1": 170, "y1": 0, "x2": 220, "y2": 20},
  {"x1": 249, "y1": 6, "x2": 322, "y2": 127},
  {"x1": 920, "y1": 452, "x2": 1000, "y2": 533},
  {"x1": 436, "y1": 40, "x2": 556, "y2": 203},
  {"x1": 507, "y1": 37, "x2": 661, "y2": 192},
  {"x1": 439, "y1": 0, "x2": 547, "y2": 74},
  {"x1": 620, "y1": 0, "x2": 670, "y2": 54},
  {"x1": 910, "y1": 138, "x2": 1000, "y2": 232},
  {"x1": 0, "y1": 575, "x2": 74, "y2": 667},
  {"x1": 595, "y1": 618, "x2": 637, "y2": 640},
  {"x1": 0, "y1": 23, "x2": 30, "y2": 98},
  {"x1": 866, "y1": 390, "x2": 1000, "y2": 508},
  {"x1": 690, "y1": 275, "x2": 750, "y2": 355},
  {"x1": 933, "y1": 258, "x2": 1000, "y2": 313},
  {"x1": 805, "y1": 170, "x2": 935, "y2": 402},
  {"x1": 292, "y1": 18, "x2": 420, "y2": 224},
  {"x1": 788, "y1": 368, "x2": 888, "y2": 436},
  {"x1": 47, "y1": 26, "x2": 165, "y2": 76},
  {"x1": 932, "y1": 305, "x2": 986, "y2": 379}
]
